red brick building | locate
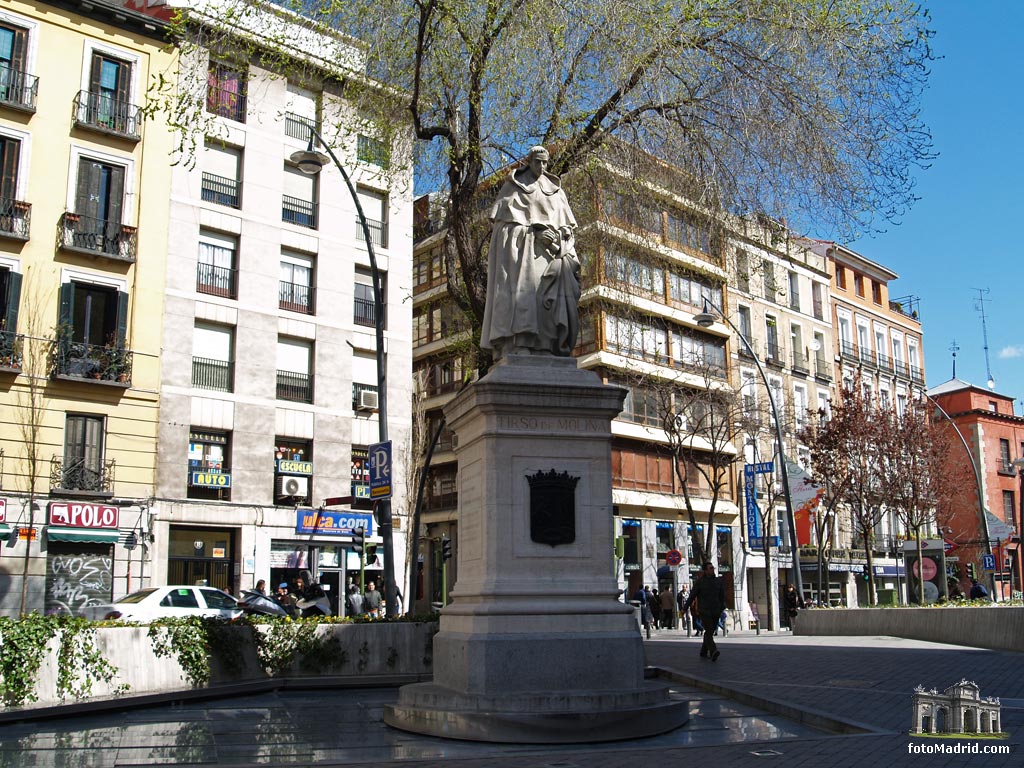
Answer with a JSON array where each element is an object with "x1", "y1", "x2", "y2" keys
[{"x1": 927, "y1": 378, "x2": 1024, "y2": 598}]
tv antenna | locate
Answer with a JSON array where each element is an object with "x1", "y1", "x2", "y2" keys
[
  {"x1": 972, "y1": 288, "x2": 995, "y2": 389},
  {"x1": 949, "y1": 339, "x2": 960, "y2": 379}
]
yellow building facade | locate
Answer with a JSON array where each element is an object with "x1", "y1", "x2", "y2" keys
[{"x1": 0, "y1": 0, "x2": 174, "y2": 616}]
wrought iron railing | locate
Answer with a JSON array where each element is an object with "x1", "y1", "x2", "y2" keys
[
  {"x1": 0, "y1": 197, "x2": 30, "y2": 240},
  {"x1": 49, "y1": 336, "x2": 133, "y2": 384},
  {"x1": 840, "y1": 340, "x2": 857, "y2": 360},
  {"x1": 197, "y1": 263, "x2": 238, "y2": 298},
  {"x1": 206, "y1": 82, "x2": 246, "y2": 122},
  {"x1": 201, "y1": 173, "x2": 240, "y2": 208},
  {"x1": 354, "y1": 295, "x2": 376, "y2": 327},
  {"x1": 72, "y1": 90, "x2": 140, "y2": 139},
  {"x1": 50, "y1": 455, "x2": 115, "y2": 494},
  {"x1": 792, "y1": 350, "x2": 809, "y2": 373},
  {"x1": 764, "y1": 341, "x2": 783, "y2": 365},
  {"x1": 0, "y1": 66, "x2": 39, "y2": 110},
  {"x1": 737, "y1": 337, "x2": 758, "y2": 359},
  {"x1": 284, "y1": 112, "x2": 317, "y2": 140},
  {"x1": 279, "y1": 280, "x2": 315, "y2": 314},
  {"x1": 192, "y1": 356, "x2": 233, "y2": 391},
  {"x1": 876, "y1": 353, "x2": 892, "y2": 373},
  {"x1": 0, "y1": 329, "x2": 24, "y2": 370},
  {"x1": 282, "y1": 195, "x2": 317, "y2": 229},
  {"x1": 815, "y1": 355, "x2": 832, "y2": 380},
  {"x1": 355, "y1": 216, "x2": 388, "y2": 248},
  {"x1": 276, "y1": 370, "x2": 313, "y2": 403},
  {"x1": 909, "y1": 365, "x2": 924, "y2": 384},
  {"x1": 57, "y1": 212, "x2": 137, "y2": 261}
]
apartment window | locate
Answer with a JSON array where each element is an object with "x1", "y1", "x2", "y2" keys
[
  {"x1": 811, "y1": 282, "x2": 824, "y2": 320},
  {"x1": 284, "y1": 83, "x2": 318, "y2": 140},
  {"x1": 671, "y1": 329, "x2": 726, "y2": 374},
  {"x1": 736, "y1": 251, "x2": 750, "y2": 292},
  {"x1": 276, "y1": 337, "x2": 313, "y2": 403},
  {"x1": 816, "y1": 390, "x2": 831, "y2": 420},
  {"x1": 192, "y1": 322, "x2": 233, "y2": 392},
  {"x1": 872, "y1": 281, "x2": 882, "y2": 304},
  {"x1": 357, "y1": 134, "x2": 390, "y2": 168},
  {"x1": 792, "y1": 384, "x2": 808, "y2": 429},
  {"x1": 908, "y1": 341, "x2": 922, "y2": 381},
  {"x1": 791, "y1": 323, "x2": 807, "y2": 371},
  {"x1": 274, "y1": 438, "x2": 313, "y2": 505},
  {"x1": 353, "y1": 350, "x2": 380, "y2": 409},
  {"x1": 875, "y1": 329, "x2": 888, "y2": 366},
  {"x1": 857, "y1": 323, "x2": 870, "y2": 362},
  {"x1": 201, "y1": 141, "x2": 241, "y2": 208},
  {"x1": 618, "y1": 382, "x2": 660, "y2": 428},
  {"x1": 206, "y1": 62, "x2": 246, "y2": 122},
  {"x1": 988, "y1": 401, "x2": 998, "y2": 413},
  {"x1": 0, "y1": 22, "x2": 37, "y2": 109},
  {"x1": 788, "y1": 271, "x2": 800, "y2": 311},
  {"x1": 835, "y1": 265, "x2": 846, "y2": 290},
  {"x1": 892, "y1": 335, "x2": 905, "y2": 372},
  {"x1": 356, "y1": 187, "x2": 388, "y2": 248},
  {"x1": 666, "y1": 269, "x2": 721, "y2": 309},
  {"x1": 282, "y1": 164, "x2": 317, "y2": 228},
  {"x1": 76, "y1": 51, "x2": 138, "y2": 138},
  {"x1": 813, "y1": 331, "x2": 829, "y2": 379},
  {"x1": 61, "y1": 414, "x2": 107, "y2": 493},
  {"x1": 0, "y1": 134, "x2": 28, "y2": 239},
  {"x1": 737, "y1": 305, "x2": 752, "y2": 345},
  {"x1": 1000, "y1": 439, "x2": 1013, "y2": 473},
  {"x1": 197, "y1": 231, "x2": 238, "y2": 298},
  {"x1": 854, "y1": 273, "x2": 864, "y2": 297},
  {"x1": 741, "y1": 370, "x2": 758, "y2": 417},
  {"x1": 64, "y1": 157, "x2": 134, "y2": 260},
  {"x1": 665, "y1": 209, "x2": 712, "y2": 255},
  {"x1": 765, "y1": 315, "x2": 780, "y2": 361},
  {"x1": 279, "y1": 251, "x2": 314, "y2": 314},
  {"x1": 762, "y1": 261, "x2": 777, "y2": 301},
  {"x1": 0, "y1": 267, "x2": 22, "y2": 366},
  {"x1": 53, "y1": 281, "x2": 130, "y2": 382},
  {"x1": 354, "y1": 267, "x2": 385, "y2": 328},
  {"x1": 188, "y1": 430, "x2": 231, "y2": 501},
  {"x1": 1003, "y1": 490, "x2": 1016, "y2": 526}
]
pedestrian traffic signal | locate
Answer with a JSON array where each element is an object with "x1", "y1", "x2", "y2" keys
[
  {"x1": 441, "y1": 537, "x2": 453, "y2": 561},
  {"x1": 966, "y1": 562, "x2": 975, "y2": 580},
  {"x1": 352, "y1": 526, "x2": 365, "y2": 555}
]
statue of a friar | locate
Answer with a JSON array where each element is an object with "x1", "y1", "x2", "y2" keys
[{"x1": 480, "y1": 146, "x2": 581, "y2": 360}]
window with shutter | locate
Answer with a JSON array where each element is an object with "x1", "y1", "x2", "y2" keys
[{"x1": 62, "y1": 414, "x2": 106, "y2": 492}]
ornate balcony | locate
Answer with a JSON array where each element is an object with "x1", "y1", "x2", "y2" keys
[
  {"x1": 0, "y1": 198, "x2": 30, "y2": 240},
  {"x1": 50, "y1": 454, "x2": 115, "y2": 497},
  {"x1": 0, "y1": 66, "x2": 39, "y2": 112},
  {"x1": 57, "y1": 212, "x2": 137, "y2": 262},
  {"x1": 0, "y1": 329, "x2": 24, "y2": 372},
  {"x1": 49, "y1": 335, "x2": 133, "y2": 387},
  {"x1": 72, "y1": 90, "x2": 141, "y2": 140}
]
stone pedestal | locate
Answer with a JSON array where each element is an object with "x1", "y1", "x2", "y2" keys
[{"x1": 384, "y1": 356, "x2": 687, "y2": 742}]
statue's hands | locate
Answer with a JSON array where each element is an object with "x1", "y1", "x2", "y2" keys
[{"x1": 537, "y1": 228, "x2": 559, "y2": 249}]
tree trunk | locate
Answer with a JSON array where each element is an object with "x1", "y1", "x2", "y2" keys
[{"x1": 864, "y1": 530, "x2": 876, "y2": 607}]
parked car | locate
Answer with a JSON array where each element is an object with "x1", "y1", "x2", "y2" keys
[{"x1": 86, "y1": 585, "x2": 242, "y2": 622}]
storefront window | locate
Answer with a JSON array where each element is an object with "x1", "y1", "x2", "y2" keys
[
  {"x1": 187, "y1": 430, "x2": 231, "y2": 501},
  {"x1": 167, "y1": 526, "x2": 235, "y2": 592}
]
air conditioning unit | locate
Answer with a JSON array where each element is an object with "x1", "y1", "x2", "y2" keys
[
  {"x1": 276, "y1": 475, "x2": 309, "y2": 497},
  {"x1": 357, "y1": 390, "x2": 379, "y2": 410}
]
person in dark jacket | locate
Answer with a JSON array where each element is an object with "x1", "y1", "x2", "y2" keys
[
  {"x1": 783, "y1": 582, "x2": 804, "y2": 629},
  {"x1": 682, "y1": 562, "x2": 727, "y2": 661}
]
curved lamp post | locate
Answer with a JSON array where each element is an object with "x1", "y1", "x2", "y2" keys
[
  {"x1": 694, "y1": 297, "x2": 803, "y2": 598},
  {"x1": 290, "y1": 129, "x2": 397, "y2": 618}
]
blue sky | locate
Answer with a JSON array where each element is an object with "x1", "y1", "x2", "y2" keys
[{"x1": 850, "y1": 2, "x2": 1024, "y2": 407}]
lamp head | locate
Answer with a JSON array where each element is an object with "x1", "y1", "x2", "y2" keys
[
  {"x1": 694, "y1": 311, "x2": 716, "y2": 328},
  {"x1": 290, "y1": 148, "x2": 328, "y2": 175}
]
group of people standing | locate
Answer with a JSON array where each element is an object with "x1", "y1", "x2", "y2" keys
[{"x1": 249, "y1": 575, "x2": 394, "y2": 619}]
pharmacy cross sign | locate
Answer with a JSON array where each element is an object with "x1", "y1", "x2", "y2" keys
[{"x1": 368, "y1": 440, "x2": 393, "y2": 500}]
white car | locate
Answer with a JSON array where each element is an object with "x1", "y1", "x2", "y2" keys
[{"x1": 88, "y1": 585, "x2": 243, "y2": 622}]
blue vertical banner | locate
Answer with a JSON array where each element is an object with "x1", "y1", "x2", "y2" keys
[{"x1": 744, "y1": 464, "x2": 761, "y2": 539}]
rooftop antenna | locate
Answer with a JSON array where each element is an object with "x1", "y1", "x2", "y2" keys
[
  {"x1": 972, "y1": 287, "x2": 995, "y2": 389},
  {"x1": 949, "y1": 339, "x2": 960, "y2": 379}
]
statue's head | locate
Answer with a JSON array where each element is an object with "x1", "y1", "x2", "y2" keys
[{"x1": 527, "y1": 146, "x2": 550, "y2": 177}]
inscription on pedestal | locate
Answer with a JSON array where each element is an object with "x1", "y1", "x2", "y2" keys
[
  {"x1": 528, "y1": 469, "x2": 579, "y2": 546},
  {"x1": 498, "y1": 415, "x2": 602, "y2": 432}
]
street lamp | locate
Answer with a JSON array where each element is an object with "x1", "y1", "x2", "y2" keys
[
  {"x1": 694, "y1": 297, "x2": 803, "y2": 598},
  {"x1": 290, "y1": 128, "x2": 398, "y2": 619}
]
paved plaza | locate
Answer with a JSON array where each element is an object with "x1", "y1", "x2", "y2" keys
[{"x1": 0, "y1": 630, "x2": 1020, "y2": 767}]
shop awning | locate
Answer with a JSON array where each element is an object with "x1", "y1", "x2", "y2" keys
[
  {"x1": 0, "y1": 524, "x2": 11, "y2": 541},
  {"x1": 47, "y1": 527, "x2": 119, "y2": 544}
]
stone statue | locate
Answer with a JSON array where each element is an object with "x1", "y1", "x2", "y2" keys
[{"x1": 480, "y1": 146, "x2": 581, "y2": 359}]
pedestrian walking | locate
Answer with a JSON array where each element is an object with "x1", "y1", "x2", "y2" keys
[
  {"x1": 364, "y1": 581, "x2": 383, "y2": 617},
  {"x1": 346, "y1": 584, "x2": 365, "y2": 617},
  {"x1": 649, "y1": 587, "x2": 662, "y2": 628},
  {"x1": 659, "y1": 585, "x2": 676, "y2": 629},
  {"x1": 783, "y1": 582, "x2": 804, "y2": 630},
  {"x1": 682, "y1": 562, "x2": 727, "y2": 661}
]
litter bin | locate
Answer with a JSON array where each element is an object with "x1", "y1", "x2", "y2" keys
[{"x1": 875, "y1": 588, "x2": 897, "y2": 606}]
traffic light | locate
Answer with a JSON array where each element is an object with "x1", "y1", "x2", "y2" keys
[
  {"x1": 966, "y1": 562, "x2": 975, "y2": 580},
  {"x1": 352, "y1": 526, "x2": 365, "y2": 555},
  {"x1": 861, "y1": 564, "x2": 870, "y2": 581},
  {"x1": 441, "y1": 537, "x2": 453, "y2": 561}
]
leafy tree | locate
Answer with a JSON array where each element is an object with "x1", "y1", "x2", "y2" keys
[{"x1": 158, "y1": 0, "x2": 934, "y2": 331}]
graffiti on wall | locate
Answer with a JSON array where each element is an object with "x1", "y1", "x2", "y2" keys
[{"x1": 45, "y1": 552, "x2": 113, "y2": 616}]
